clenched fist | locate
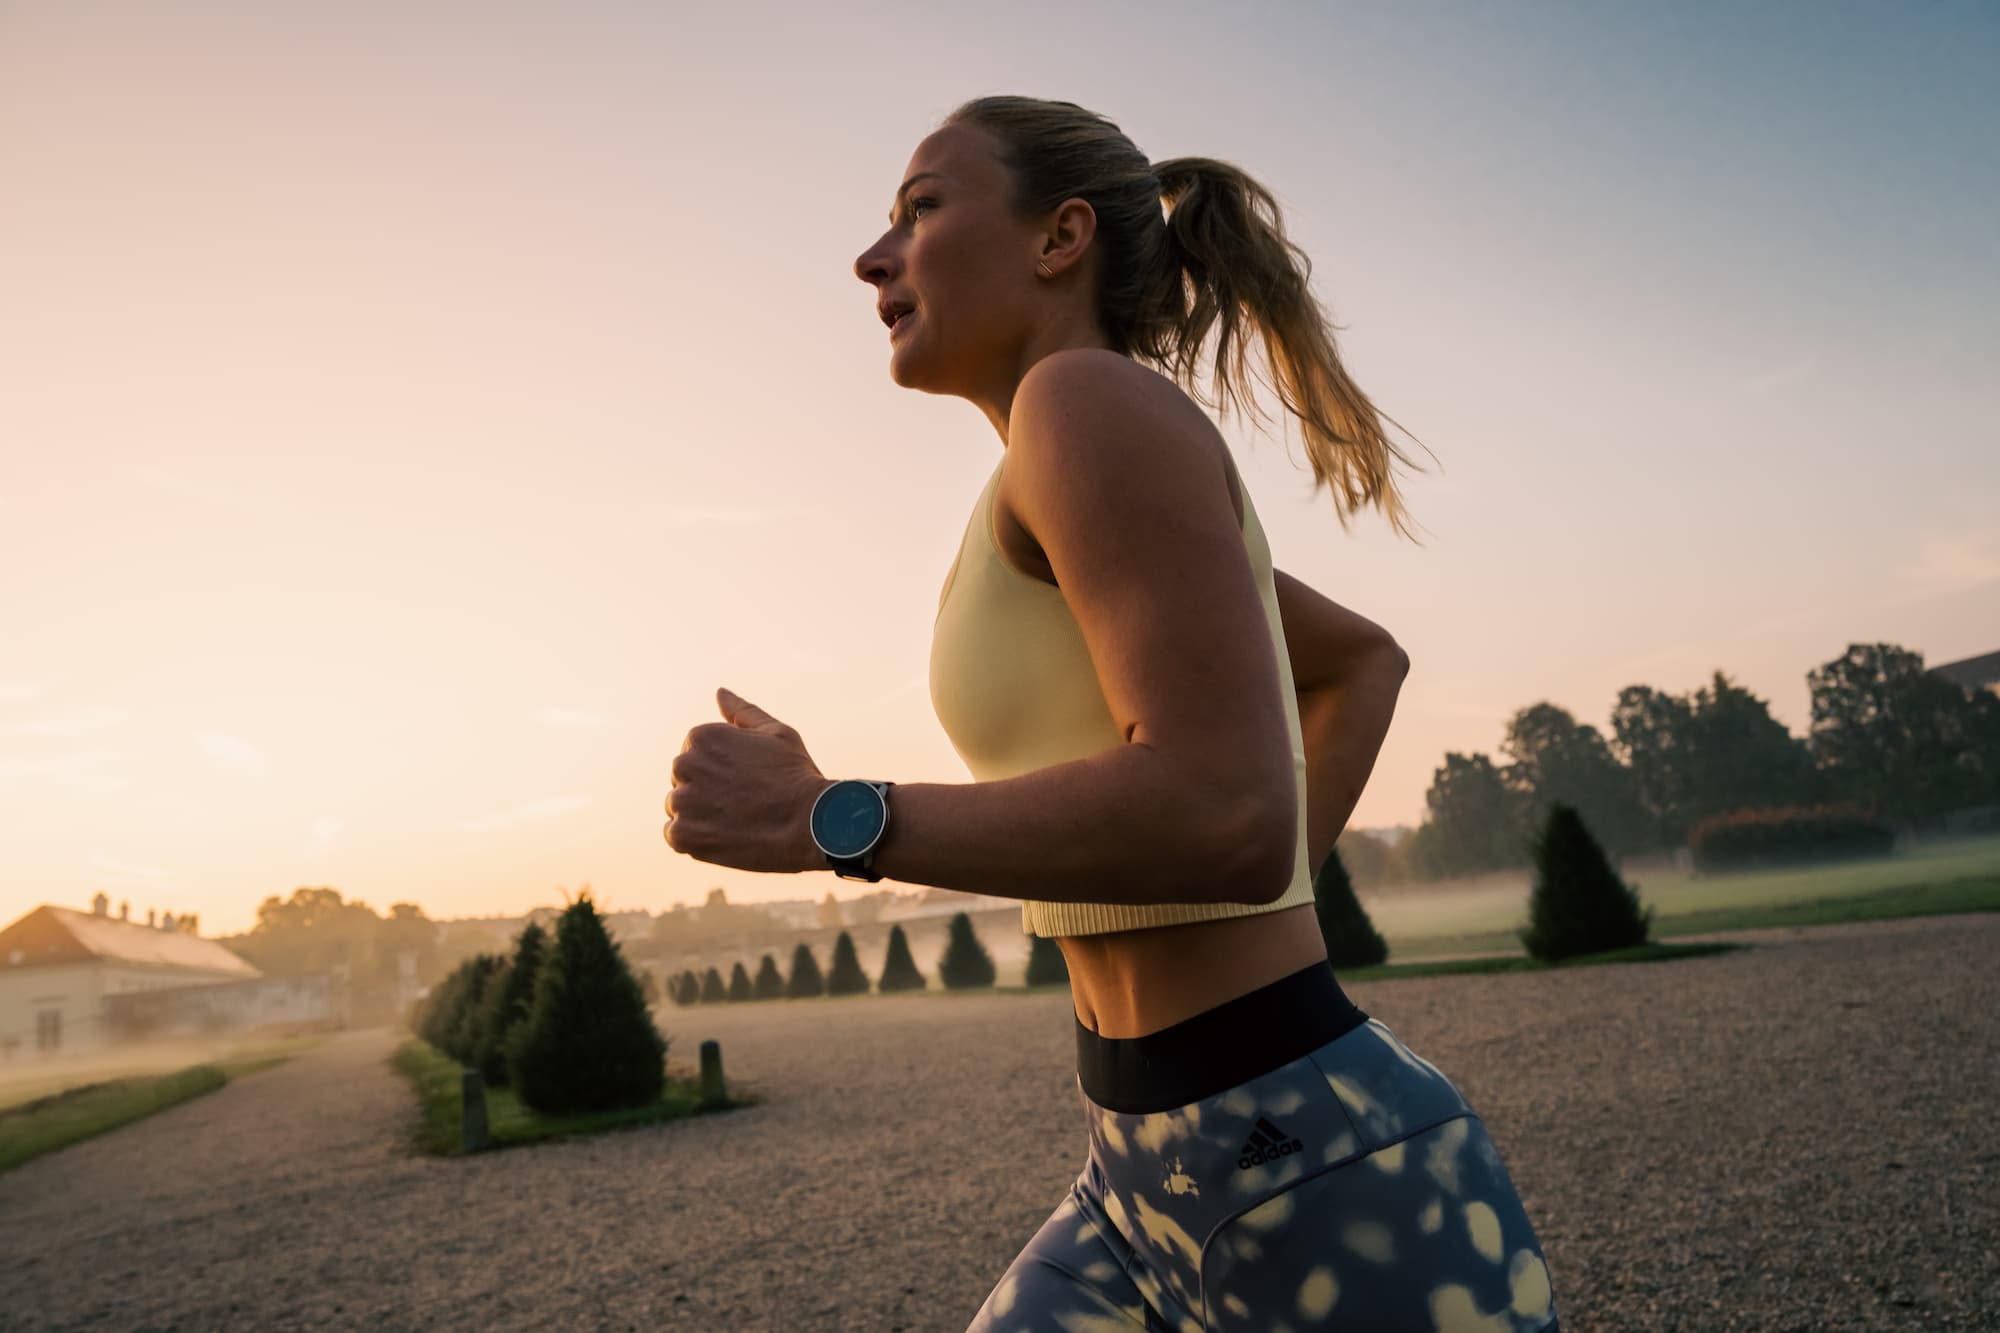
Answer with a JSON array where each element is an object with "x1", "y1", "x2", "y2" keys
[{"x1": 664, "y1": 687, "x2": 827, "y2": 874}]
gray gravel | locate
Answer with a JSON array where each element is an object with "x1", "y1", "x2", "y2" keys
[{"x1": 1, "y1": 912, "x2": 1993, "y2": 1332}]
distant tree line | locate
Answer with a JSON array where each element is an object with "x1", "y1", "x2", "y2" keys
[
  {"x1": 667, "y1": 914, "x2": 1070, "y2": 1005},
  {"x1": 225, "y1": 888, "x2": 449, "y2": 1025},
  {"x1": 1342, "y1": 642, "x2": 2000, "y2": 884}
]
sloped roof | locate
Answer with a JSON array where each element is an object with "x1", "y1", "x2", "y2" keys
[
  {"x1": 1931, "y1": 650, "x2": 2000, "y2": 690},
  {"x1": 0, "y1": 906, "x2": 259, "y2": 977}
]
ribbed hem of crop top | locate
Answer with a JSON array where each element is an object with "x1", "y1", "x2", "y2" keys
[{"x1": 1020, "y1": 872, "x2": 1319, "y2": 937}]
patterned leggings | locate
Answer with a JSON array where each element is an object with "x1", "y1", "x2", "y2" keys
[{"x1": 968, "y1": 965, "x2": 1560, "y2": 1332}]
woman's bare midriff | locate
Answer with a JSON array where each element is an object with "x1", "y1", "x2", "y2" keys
[{"x1": 1058, "y1": 903, "x2": 1328, "y2": 1039}]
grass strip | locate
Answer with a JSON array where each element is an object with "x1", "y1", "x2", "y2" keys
[
  {"x1": 1650, "y1": 875, "x2": 2000, "y2": 937},
  {"x1": 0, "y1": 1065, "x2": 226, "y2": 1173},
  {"x1": 0, "y1": 1035, "x2": 324, "y2": 1173},
  {"x1": 390, "y1": 1039, "x2": 737, "y2": 1156},
  {"x1": 1339, "y1": 940, "x2": 1740, "y2": 983},
  {"x1": 1382, "y1": 876, "x2": 2000, "y2": 962}
]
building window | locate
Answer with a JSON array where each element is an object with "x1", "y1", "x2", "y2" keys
[{"x1": 35, "y1": 1009, "x2": 62, "y2": 1052}]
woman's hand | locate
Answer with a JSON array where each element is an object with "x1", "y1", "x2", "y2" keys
[{"x1": 663, "y1": 687, "x2": 828, "y2": 874}]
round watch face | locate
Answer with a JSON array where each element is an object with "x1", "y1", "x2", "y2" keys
[{"x1": 811, "y1": 781, "x2": 884, "y2": 859}]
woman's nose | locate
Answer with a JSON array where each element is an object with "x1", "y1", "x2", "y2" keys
[{"x1": 854, "y1": 240, "x2": 897, "y2": 286}]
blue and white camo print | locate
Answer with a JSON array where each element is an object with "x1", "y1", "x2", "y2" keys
[{"x1": 968, "y1": 1019, "x2": 1558, "y2": 1332}]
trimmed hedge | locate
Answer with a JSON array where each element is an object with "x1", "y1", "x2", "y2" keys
[
  {"x1": 473, "y1": 923, "x2": 547, "y2": 1085},
  {"x1": 1688, "y1": 803, "x2": 1896, "y2": 873},
  {"x1": 786, "y1": 943, "x2": 825, "y2": 998},
  {"x1": 937, "y1": 912, "x2": 996, "y2": 989},
  {"x1": 877, "y1": 925, "x2": 926, "y2": 993},
  {"x1": 1311, "y1": 848, "x2": 1389, "y2": 969},
  {"x1": 1520, "y1": 804, "x2": 1652, "y2": 963},
  {"x1": 1024, "y1": 934, "x2": 1069, "y2": 987},
  {"x1": 753, "y1": 954, "x2": 785, "y2": 1000},
  {"x1": 826, "y1": 931, "x2": 871, "y2": 995},
  {"x1": 505, "y1": 895, "x2": 665, "y2": 1113}
]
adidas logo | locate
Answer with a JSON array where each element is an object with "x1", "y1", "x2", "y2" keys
[{"x1": 1236, "y1": 1116, "x2": 1304, "y2": 1170}]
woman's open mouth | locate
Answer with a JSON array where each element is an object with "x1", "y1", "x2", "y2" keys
[{"x1": 890, "y1": 309, "x2": 915, "y2": 338}]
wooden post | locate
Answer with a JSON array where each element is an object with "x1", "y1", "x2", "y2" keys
[
  {"x1": 461, "y1": 1066, "x2": 490, "y2": 1152},
  {"x1": 699, "y1": 1039, "x2": 726, "y2": 1108}
]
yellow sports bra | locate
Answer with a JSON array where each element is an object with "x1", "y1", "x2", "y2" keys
[{"x1": 928, "y1": 450, "x2": 1319, "y2": 937}]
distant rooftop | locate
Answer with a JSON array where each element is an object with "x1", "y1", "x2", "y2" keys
[
  {"x1": 0, "y1": 905, "x2": 259, "y2": 977},
  {"x1": 1931, "y1": 650, "x2": 2000, "y2": 691}
]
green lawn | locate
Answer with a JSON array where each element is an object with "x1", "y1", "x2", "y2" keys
[
  {"x1": 1363, "y1": 835, "x2": 2000, "y2": 960},
  {"x1": 0, "y1": 1034, "x2": 322, "y2": 1174},
  {"x1": 390, "y1": 1039, "x2": 741, "y2": 1155},
  {"x1": 1339, "y1": 940, "x2": 1742, "y2": 982}
]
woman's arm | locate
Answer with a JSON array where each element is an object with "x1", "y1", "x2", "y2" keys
[
  {"x1": 1272, "y1": 569, "x2": 1410, "y2": 875},
  {"x1": 866, "y1": 351, "x2": 1299, "y2": 908},
  {"x1": 1297, "y1": 653, "x2": 1408, "y2": 878}
]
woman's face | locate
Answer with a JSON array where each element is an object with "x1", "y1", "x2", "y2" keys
[{"x1": 853, "y1": 123, "x2": 1044, "y2": 398}]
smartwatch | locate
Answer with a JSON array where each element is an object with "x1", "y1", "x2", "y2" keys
[{"x1": 809, "y1": 779, "x2": 894, "y2": 882}]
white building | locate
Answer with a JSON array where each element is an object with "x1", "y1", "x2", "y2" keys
[{"x1": 0, "y1": 896, "x2": 262, "y2": 1060}]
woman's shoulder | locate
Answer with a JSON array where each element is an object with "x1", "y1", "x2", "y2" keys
[{"x1": 1010, "y1": 349, "x2": 1242, "y2": 527}]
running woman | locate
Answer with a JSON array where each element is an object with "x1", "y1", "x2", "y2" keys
[{"x1": 664, "y1": 94, "x2": 1559, "y2": 1332}]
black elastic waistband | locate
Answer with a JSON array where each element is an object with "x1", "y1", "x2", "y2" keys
[{"x1": 1075, "y1": 960, "x2": 1369, "y2": 1114}]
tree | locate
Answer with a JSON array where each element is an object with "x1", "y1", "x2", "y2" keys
[
  {"x1": 1417, "y1": 752, "x2": 1526, "y2": 878},
  {"x1": 699, "y1": 966, "x2": 727, "y2": 1003},
  {"x1": 937, "y1": 912, "x2": 996, "y2": 989},
  {"x1": 472, "y1": 922, "x2": 546, "y2": 1086},
  {"x1": 1024, "y1": 934, "x2": 1069, "y2": 987},
  {"x1": 1610, "y1": 684, "x2": 1698, "y2": 843},
  {"x1": 786, "y1": 943, "x2": 825, "y2": 998},
  {"x1": 506, "y1": 893, "x2": 665, "y2": 1113},
  {"x1": 1614, "y1": 674, "x2": 1819, "y2": 845},
  {"x1": 414, "y1": 954, "x2": 495, "y2": 1055},
  {"x1": 380, "y1": 903, "x2": 439, "y2": 988},
  {"x1": 671, "y1": 968, "x2": 701, "y2": 1006},
  {"x1": 825, "y1": 931, "x2": 870, "y2": 996},
  {"x1": 727, "y1": 960, "x2": 754, "y2": 1002},
  {"x1": 1519, "y1": 804, "x2": 1652, "y2": 963},
  {"x1": 876, "y1": 924, "x2": 926, "y2": 993},
  {"x1": 1502, "y1": 703, "x2": 1653, "y2": 856},
  {"x1": 1808, "y1": 643, "x2": 1994, "y2": 821},
  {"x1": 1310, "y1": 848, "x2": 1388, "y2": 968},
  {"x1": 1332, "y1": 829, "x2": 1396, "y2": 888},
  {"x1": 753, "y1": 954, "x2": 785, "y2": 1000}
]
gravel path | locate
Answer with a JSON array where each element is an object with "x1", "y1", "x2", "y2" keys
[{"x1": 1, "y1": 912, "x2": 1993, "y2": 1332}]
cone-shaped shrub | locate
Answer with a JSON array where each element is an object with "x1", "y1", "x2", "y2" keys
[
  {"x1": 415, "y1": 957, "x2": 478, "y2": 1052},
  {"x1": 727, "y1": 960, "x2": 754, "y2": 1002},
  {"x1": 1520, "y1": 803, "x2": 1654, "y2": 963},
  {"x1": 672, "y1": 969, "x2": 700, "y2": 1006},
  {"x1": 787, "y1": 943, "x2": 825, "y2": 998},
  {"x1": 505, "y1": 894, "x2": 666, "y2": 1113},
  {"x1": 937, "y1": 912, "x2": 996, "y2": 989},
  {"x1": 474, "y1": 923, "x2": 547, "y2": 1085},
  {"x1": 445, "y1": 954, "x2": 502, "y2": 1063},
  {"x1": 753, "y1": 953, "x2": 785, "y2": 1000},
  {"x1": 826, "y1": 930, "x2": 870, "y2": 996},
  {"x1": 877, "y1": 923, "x2": 927, "y2": 993},
  {"x1": 1311, "y1": 848, "x2": 1389, "y2": 969},
  {"x1": 1024, "y1": 934, "x2": 1069, "y2": 987},
  {"x1": 699, "y1": 966, "x2": 727, "y2": 1003}
]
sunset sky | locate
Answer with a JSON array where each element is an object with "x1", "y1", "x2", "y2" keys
[{"x1": 3, "y1": 2, "x2": 1995, "y2": 936}]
